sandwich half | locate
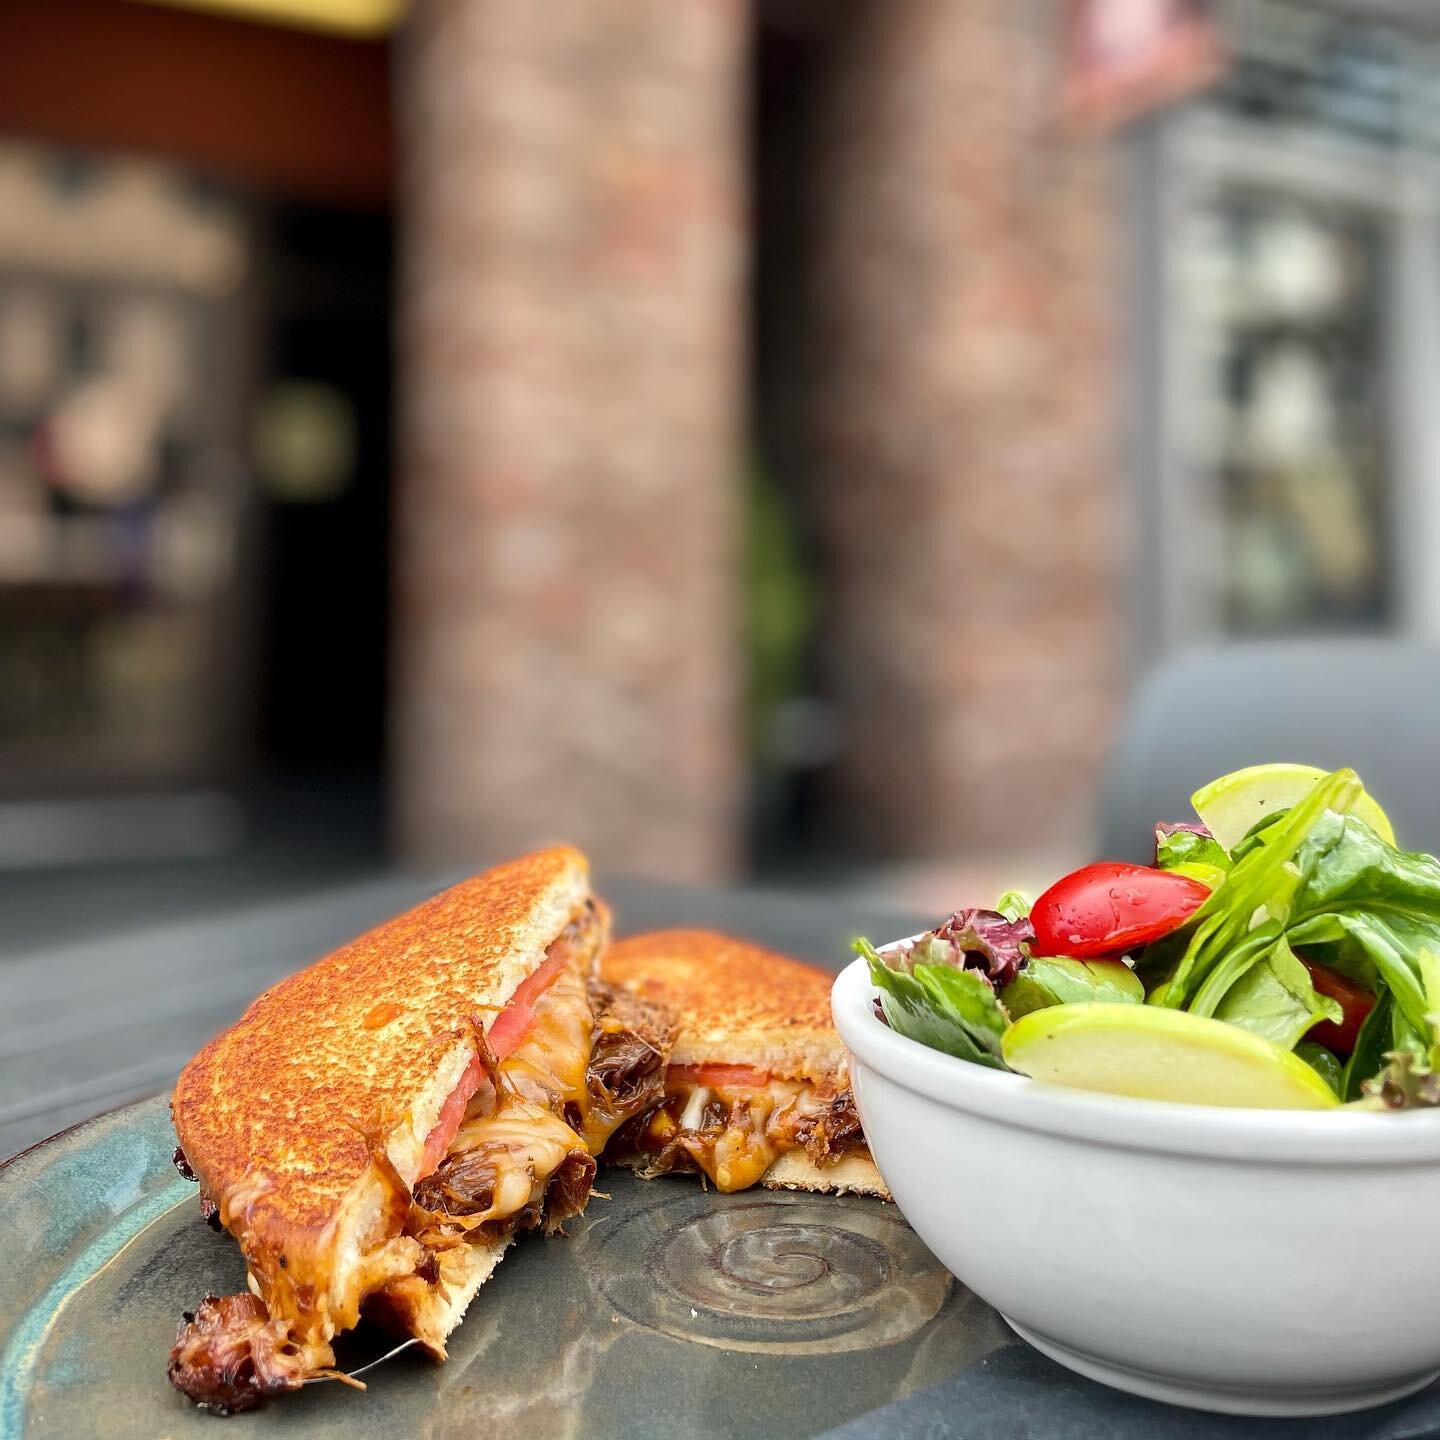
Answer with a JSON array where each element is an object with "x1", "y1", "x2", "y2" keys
[
  {"x1": 600, "y1": 930, "x2": 887, "y2": 1197},
  {"x1": 167, "y1": 847, "x2": 670, "y2": 1413}
]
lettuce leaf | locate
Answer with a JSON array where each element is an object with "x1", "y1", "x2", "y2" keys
[
  {"x1": 882, "y1": 909, "x2": 1033, "y2": 989},
  {"x1": 1284, "y1": 912, "x2": 1427, "y2": 1040},
  {"x1": 1209, "y1": 938, "x2": 1341, "y2": 1050},
  {"x1": 995, "y1": 890, "x2": 1032, "y2": 923},
  {"x1": 857, "y1": 939, "x2": 1009, "y2": 1069},
  {"x1": 1368, "y1": 1050, "x2": 1440, "y2": 1108},
  {"x1": 1362, "y1": 950, "x2": 1440, "y2": 1109},
  {"x1": 1163, "y1": 793, "x2": 1440, "y2": 1078},
  {"x1": 1291, "y1": 812, "x2": 1440, "y2": 922},
  {"x1": 1284, "y1": 812, "x2": 1440, "y2": 1041},
  {"x1": 1343, "y1": 990, "x2": 1394, "y2": 1101},
  {"x1": 1001, "y1": 956, "x2": 1143, "y2": 1019},
  {"x1": 1155, "y1": 823, "x2": 1231, "y2": 874},
  {"x1": 1295, "y1": 1041, "x2": 1344, "y2": 1096},
  {"x1": 1158, "y1": 768, "x2": 1364, "y2": 1014}
]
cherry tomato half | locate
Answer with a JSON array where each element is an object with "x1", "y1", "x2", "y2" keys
[
  {"x1": 1030, "y1": 862, "x2": 1209, "y2": 959},
  {"x1": 1300, "y1": 958, "x2": 1375, "y2": 1056}
]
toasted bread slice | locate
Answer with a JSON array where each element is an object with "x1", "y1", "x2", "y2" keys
[
  {"x1": 601, "y1": 929, "x2": 845, "y2": 1085},
  {"x1": 759, "y1": 1149, "x2": 887, "y2": 1197},
  {"x1": 171, "y1": 847, "x2": 590, "y2": 1356},
  {"x1": 600, "y1": 930, "x2": 887, "y2": 1198},
  {"x1": 364, "y1": 1233, "x2": 512, "y2": 1359}
]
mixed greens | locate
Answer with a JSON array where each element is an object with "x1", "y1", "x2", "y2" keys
[{"x1": 858, "y1": 764, "x2": 1440, "y2": 1110}]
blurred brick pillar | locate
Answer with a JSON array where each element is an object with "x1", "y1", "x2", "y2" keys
[
  {"x1": 392, "y1": 0, "x2": 747, "y2": 881},
  {"x1": 808, "y1": 0, "x2": 1125, "y2": 856}
]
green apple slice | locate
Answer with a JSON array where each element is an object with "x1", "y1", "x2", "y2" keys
[
  {"x1": 1192, "y1": 762, "x2": 1395, "y2": 853},
  {"x1": 1001, "y1": 1003, "x2": 1339, "y2": 1109},
  {"x1": 1165, "y1": 860, "x2": 1228, "y2": 890}
]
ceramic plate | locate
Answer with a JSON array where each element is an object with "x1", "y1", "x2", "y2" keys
[{"x1": 0, "y1": 1096, "x2": 1010, "y2": 1439}]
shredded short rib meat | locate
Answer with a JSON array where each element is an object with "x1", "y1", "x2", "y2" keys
[
  {"x1": 412, "y1": 1148, "x2": 504, "y2": 1219},
  {"x1": 167, "y1": 1294, "x2": 313, "y2": 1415},
  {"x1": 785, "y1": 1090, "x2": 865, "y2": 1166},
  {"x1": 543, "y1": 1149, "x2": 597, "y2": 1232},
  {"x1": 583, "y1": 981, "x2": 672, "y2": 1133},
  {"x1": 620, "y1": 1082, "x2": 867, "y2": 1182},
  {"x1": 413, "y1": 1144, "x2": 596, "y2": 1240}
]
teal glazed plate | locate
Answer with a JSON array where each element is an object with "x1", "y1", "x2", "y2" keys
[{"x1": 0, "y1": 1096, "x2": 1009, "y2": 1439}]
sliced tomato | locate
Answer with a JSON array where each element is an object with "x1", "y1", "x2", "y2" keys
[
  {"x1": 669, "y1": 1063, "x2": 771, "y2": 1090},
  {"x1": 418, "y1": 1051, "x2": 486, "y2": 1179},
  {"x1": 1301, "y1": 958, "x2": 1375, "y2": 1056},
  {"x1": 487, "y1": 950, "x2": 570, "y2": 1060},
  {"x1": 415, "y1": 952, "x2": 571, "y2": 1180},
  {"x1": 1030, "y1": 862, "x2": 1208, "y2": 959}
]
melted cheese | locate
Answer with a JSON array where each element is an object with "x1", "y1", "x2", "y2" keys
[
  {"x1": 475, "y1": 941, "x2": 646, "y2": 1157},
  {"x1": 441, "y1": 1097, "x2": 587, "y2": 1226},
  {"x1": 643, "y1": 1077, "x2": 806, "y2": 1192},
  {"x1": 497, "y1": 956, "x2": 593, "y2": 1123},
  {"x1": 433, "y1": 930, "x2": 598, "y2": 1229}
]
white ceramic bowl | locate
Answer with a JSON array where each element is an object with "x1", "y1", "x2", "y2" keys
[{"x1": 832, "y1": 956, "x2": 1440, "y2": 1417}]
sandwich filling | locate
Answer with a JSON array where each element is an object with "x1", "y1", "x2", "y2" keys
[
  {"x1": 620, "y1": 1064, "x2": 867, "y2": 1193},
  {"x1": 168, "y1": 904, "x2": 669, "y2": 1414}
]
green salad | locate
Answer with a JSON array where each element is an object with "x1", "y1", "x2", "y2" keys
[{"x1": 857, "y1": 763, "x2": 1440, "y2": 1110}]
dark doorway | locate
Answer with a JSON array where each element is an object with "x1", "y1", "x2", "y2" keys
[{"x1": 255, "y1": 203, "x2": 392, "y2": 777}]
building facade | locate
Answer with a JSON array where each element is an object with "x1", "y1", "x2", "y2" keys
[{"x1": 1, "y1": 0, "x2": 1437, "y2": 881}]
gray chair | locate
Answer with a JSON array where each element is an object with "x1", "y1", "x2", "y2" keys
[{"x1": 1098, "y1": 641, "x2": 1440, "y2": 863}]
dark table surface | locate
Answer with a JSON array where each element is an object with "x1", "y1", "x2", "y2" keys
[
  {"x1": 0, "y1": 867, "x2": 928, "y2": 1160},
  {"x1": 10, "y1": 872, "x2": 1440, "y2": 1438}
]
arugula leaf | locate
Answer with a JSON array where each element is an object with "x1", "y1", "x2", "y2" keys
[
  {"x1": 1295, "y1": 1041, "x2": 1343, "y2": 1096},
  {"x1": 1001, "y1": 956, "x2": 1143, "y2": 1019},
  {"x1": 857, "y1": 939, "x2": 1009, "y2": 1069},
  {"x1": 1180, "y1": 916, "x2": 1340, "y2": 1050},
  {"x1": 1229, "y1": 808, "x2": 1291, "y2": 863}
]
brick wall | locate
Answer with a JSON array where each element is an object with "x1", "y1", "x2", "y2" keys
[
  {"x1": 391, "y1": 0, "x2": 749, "y2": 881},
  {"x1": 807, "y1": 0, "x2": 1126, "y2": 856}
]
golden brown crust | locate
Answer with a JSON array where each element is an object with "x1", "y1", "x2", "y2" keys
[
  {"x1": 171, "y1": 847, "x2": 589, "y2": 1298},
  {"x1": 600, "y1": 930, "x2": 846, "y2": 1084}
]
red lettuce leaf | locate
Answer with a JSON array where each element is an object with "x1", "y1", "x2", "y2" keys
[{"x1": 887, "y1": 909, "x2": 1033, "y2": 990}]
